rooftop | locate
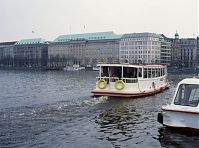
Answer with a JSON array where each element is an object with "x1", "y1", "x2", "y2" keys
[
  {"x1": 15, "y1": 38, "x2": 45, "y2": 45},
  {"x1": 122, "y1": 32, "x2": 162, "y2": 39},
  {"x1": 54, "y1": 31, "x2": 122, "y2": 42},
  {"x1": 0, "y1": 41, "x2": 16, "y2": 46}
]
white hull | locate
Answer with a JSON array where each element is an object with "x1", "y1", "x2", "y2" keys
[
  {"x1": 158, "y1": 77, "x2": 199, "y2": 132},
  {"x1": 162, "y1": 106, "x2": 199, "y2": 130},
  {"x1": 92, "y1": 83, "x2": 169, "y2": 97},
  {"x1": 92, "y1": 75, "x2": 169, "y2": 97}
]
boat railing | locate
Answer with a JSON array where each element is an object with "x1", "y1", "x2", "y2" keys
[
  {"x1": 97, "y1": 77, "x2": 138, "y2": 83},
  {"x1": 122, "y1": 78, "x2": 138, "y2": 83},
  {"x1": 97, "y1": 77, "x2": 119, "y2": 82}
]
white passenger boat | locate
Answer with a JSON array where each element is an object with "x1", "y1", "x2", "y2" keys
[
  {"x1": 91, "y1": 63, "x2": 169, "y2": 97},
  {"x1": 158, "y1": 76, "x2": 199, "y2": 132}
]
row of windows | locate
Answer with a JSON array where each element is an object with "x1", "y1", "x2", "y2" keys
[
  {"x1": 120, "y1": 55, "x2": 160, "y2": 59},
  {"x1": 120, "y1": 46, "x2": 160, "y2": 50},
  {"x1": 121, "y1": 37, "x2": 159, "y2": 41},
  {"x1": 120, "y1": 50, "x2": 161, "y2": 54},
  {"x1": 120, "y1": 41, "x2": 160, "y2": 46},
  {"x1": 143, "y1": 68, "x2": 166, "y2": 78},
  {"x1": 121, "y1": 55, "x2": 160, "y2": 58}
]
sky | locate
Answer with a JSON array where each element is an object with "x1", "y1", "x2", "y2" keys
[{"x1": 0, "y1": 0, "x2": 198, "y2": 42}]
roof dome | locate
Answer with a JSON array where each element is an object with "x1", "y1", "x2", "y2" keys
[
  {"x1": 175, "y1": 31, "x2": 179, "y2": 39},
  {"x1": 175, "y1": 32, "x2": 179, "y2": 36}
]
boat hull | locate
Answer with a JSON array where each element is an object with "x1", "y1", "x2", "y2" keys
[
  {"x1": 92, "y1": 84, "x2": 169, "y2": 98},
  {"x1": 158, "y1": 109, "x2": 199, "y2": 132}
]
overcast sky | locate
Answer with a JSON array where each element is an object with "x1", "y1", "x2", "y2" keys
[{"x1": 0, "y1": 0, "x2": 198, "y2": 42}]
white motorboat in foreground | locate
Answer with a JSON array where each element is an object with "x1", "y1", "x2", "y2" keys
[
  {"x1": 91, "y1": 63, "x2": 169, "y2": 97},
  {"x1": 158, "y1": 76, "x2": 199, "y2": 132}
]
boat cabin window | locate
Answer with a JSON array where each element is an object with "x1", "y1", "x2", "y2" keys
[
  {"x1": 152, "y1": 68, "x2": 155, "y2": 78},
  {"x1": 160, "y1": 68, "x2": 163, "y2": 76},
  {"x1": 148, "y1": 68, "x2": 152, "y2": 78},
  {"x1": 162, "y1": 68, "x2": 165, "y2": 76},
  {"x1": 123, "y1": 67, "x2": 137, "y2": 78},
  {"x1": 157, "y1": 69, "x2": 161, "y2": 77},
  {"x1": 144, "y1": 68, "x2": 147, "y2": 78},
  {"x1": 101, "y1": 66, "x2": 109, "y2": 77},
  {"x1": 138, "y1": 68, "x2": 142, "y2": 78},
  {"x1": 101, "y1": 66, "x2": 122, "y2": 78},
  {"x1": 174, "y1": 84, "x2": 199, "y2": 107},
  {"x1": 143, "y1": 67, "x2": 165, "y2": 78}
]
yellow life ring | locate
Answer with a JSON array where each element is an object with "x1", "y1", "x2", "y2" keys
[
  {"x1": 97, "y1": 79, "x2": 107, "y2": 89},
  {"x1": 115, "y1": 80, "x2": 125, "y2": 90}
]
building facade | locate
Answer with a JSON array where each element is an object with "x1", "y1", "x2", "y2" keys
[
  {"x1": 48, "y1": 31, "x2": 121, "y2": 68},
  {"x1": 179, "y1": 38, "x2": 197, "y2": 68},
  {"x1": 0, "y1": 42, "x2": 16, "y2": 67},
  {"x1": 119, "y1": 33, "x2": 162, "y2": 64},
  {"x1": 0, "y1": 31, "x2": 197, "y2": 69},
  {"x1": 14, "y1": 38, "x2": 48, "y2": 67},
  {"x1": 197, "y1": 37, "x2": 199, "y2": 66},
  {"x1": 160, "y1": 35, "x2": 171, "y2": 66},
  {"x1": 170, "y1": 33, "x2": 197, "y2": 68},
  {"x1": 170, "y1": 33, "x2": 181, "y2": 68}
]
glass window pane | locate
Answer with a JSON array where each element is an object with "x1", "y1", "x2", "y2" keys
[{"x1": 174, "y1": 84, "x2": 199, "y2": 107}]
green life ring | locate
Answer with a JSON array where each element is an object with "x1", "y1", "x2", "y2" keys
[
  {"x1": 97, "y1": 79, "x2": 107, "y2": 89},
  {"x1": 115, "y1": 80, "x2": 125, "y2": 90}
]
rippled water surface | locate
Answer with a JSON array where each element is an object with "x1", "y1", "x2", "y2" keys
[{"x1": 0, "y1": 70, "x2": 198, "y2": 148}]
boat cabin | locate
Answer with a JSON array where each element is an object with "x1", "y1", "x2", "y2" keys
[
  {"x1": 98, "y1": 64, "x2": 167, "y2": 82},
  {"x1": 92, "y1": 63, "x2": 169, "y2": 97}
]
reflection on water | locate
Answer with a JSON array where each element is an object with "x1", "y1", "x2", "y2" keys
[
  {"x1": 95, "y1": 105, "x2": 142, "y2": 145},
  {"x1": 158, "y1": 127, "x2": 199, "y2": 148}
]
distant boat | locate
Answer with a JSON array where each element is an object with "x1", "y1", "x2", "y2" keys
[
  {"x1": 92, "y1": 66, "x2": 100, "y2": 71},
  {"x1": 91, "y1": 63, "x2": 169, "y2": 97},
  {"x1": 64, "y1": 65, "x2": 85, "y2": 71},
  {"x1": 63, "y1": 66, "x2": 75, "y2": 71},
  {"x1": 158, "y1": 76, "x2": 199, "y2": 132}
]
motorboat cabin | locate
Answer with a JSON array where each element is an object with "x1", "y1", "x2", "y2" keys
[
  {"x1": 91, "y1": 63, "x2": 169, "y2": 97},
  {"x1": 158, "y1": 77, "x2": 199, "y2": 131}
]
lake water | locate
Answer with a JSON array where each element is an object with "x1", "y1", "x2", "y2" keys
[{"x1": 0, "y1": 70, "x2": 198, "y2": 148}]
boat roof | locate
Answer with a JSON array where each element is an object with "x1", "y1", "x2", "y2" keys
[
  {"x1": 178, "y1": 78, "x2": 199, "y2": 85},
  {"x1": 97, "y1": 63, "x2": 166, "y2": 68}
]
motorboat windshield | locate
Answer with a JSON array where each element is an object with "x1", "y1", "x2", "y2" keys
[{"x1": 174, "y1": 84, "x2": 199, "y2": 107}]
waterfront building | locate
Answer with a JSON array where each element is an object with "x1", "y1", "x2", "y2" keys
[
  {"x1": 47, "y1": 42, "x2": 74, "y2": 68},
  {"x1": 197, "y1": 37, "x2": 199, "y2": 66},
  {"x1": 179, "y1": 38, "x2": 197, "y2": 68},
  {"x1": 48, "y1": 31, "x2": 121, "y2": 68},
  {"x1": 0, "y1": 42, "x2": 16, "y2": 67},
  {"x1": 170, "y1": 32, "x2": 181, "y2": 68},
  {"x1": 119, "y1": 33, "x2": 162, "y2": 64},
  {"x1": 170, "y1": 33, "x2": 197, "y2": 68},
  {"x1": 14, "y1": 38, "x2": 48, "y2": 67},
  {"x1": 160, "y1": 35, "x2": 171, "y2": 66}
]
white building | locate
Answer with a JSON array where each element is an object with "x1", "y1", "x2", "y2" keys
[{"x1": 119, "y1": 33, "x2": 162, "y2": 64}]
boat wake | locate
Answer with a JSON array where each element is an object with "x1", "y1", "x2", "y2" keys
[{"x1": 0, "y1": 96, "x2": 108, "y2": 119}]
